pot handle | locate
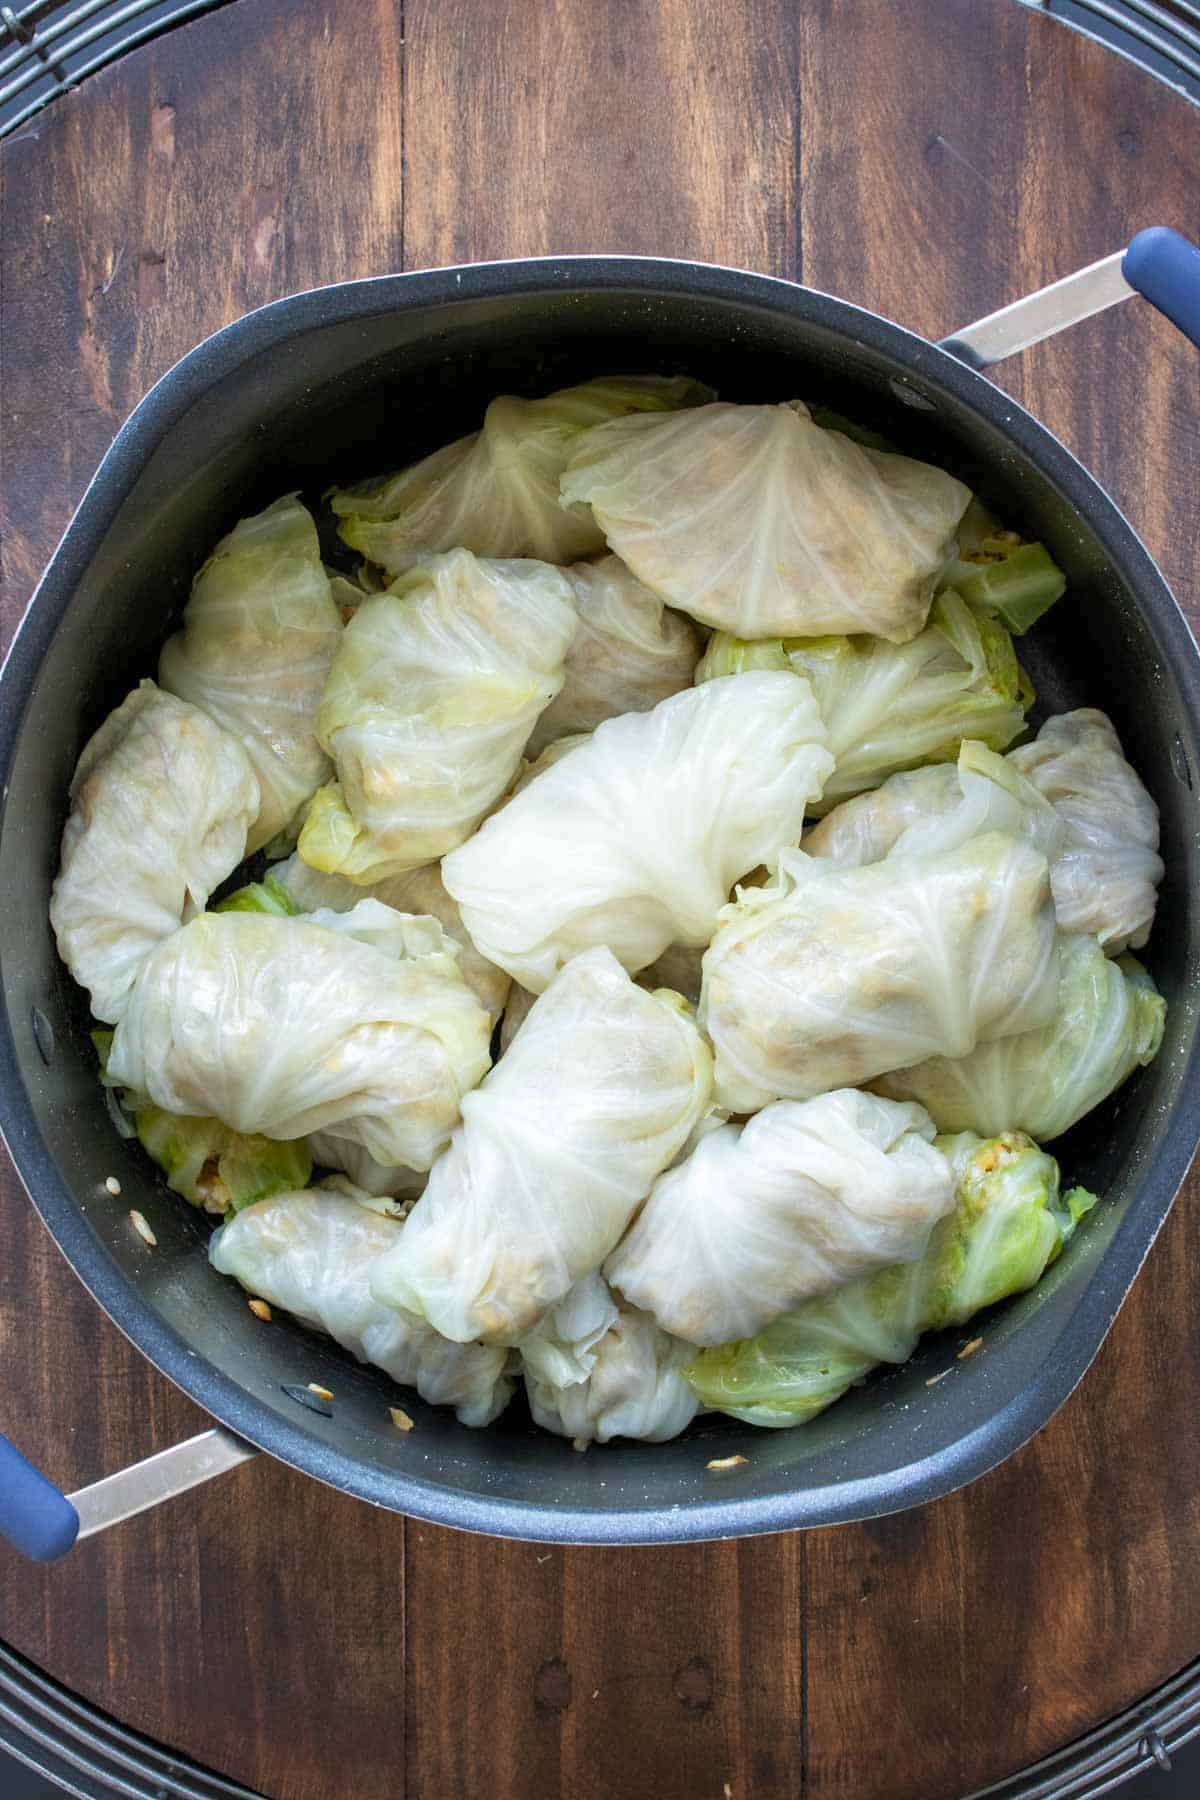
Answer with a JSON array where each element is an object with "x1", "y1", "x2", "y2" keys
[
  {"x1": 1124, "y1": 227, "x2": 1200, "y2": 349},
  {"x1": 939, "y1": 225, "x2": 1200, "y2": 368},
  {"x1": 0, "y1": 1427, "x2": 257, "y2": 1561},
  {"x1": 0, "y1": 1434, "x2": 80, "y2": 1560}
]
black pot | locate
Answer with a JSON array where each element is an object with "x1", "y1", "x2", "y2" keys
[{"x1": 2, "y1": 240, "x2": 1199, "y2": 1552}]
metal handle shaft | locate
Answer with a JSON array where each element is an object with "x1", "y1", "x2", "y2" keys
[
  {"x1": 939, "y1": 227, "x2": 1200, "y2": 368},
  {"x1": 938, "y1": 250, "x2": 1134, "y2": 368},
  {"x1": 69, "y1": 1427, "x2": 258, "y2": 1540},
  {"x1": 0, "y1": 1427, "x2": 257, "y2": 1560}
]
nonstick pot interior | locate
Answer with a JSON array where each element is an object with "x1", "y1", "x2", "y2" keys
[{"x1": 2, "y1": 260, "x2": 1199, "y2": 1543}]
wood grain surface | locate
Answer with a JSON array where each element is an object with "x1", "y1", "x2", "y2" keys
[{"x1": 1, "y1": 3, "x2": 1199, "y2": 1797}]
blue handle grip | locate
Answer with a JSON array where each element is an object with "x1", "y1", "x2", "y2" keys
[
  {"x1": 0, "y1": 1432, "x2": 80, "y2": 1560},
  {"x1": 1123, "y1": 227, "x2": 1200, "y2": 352}
]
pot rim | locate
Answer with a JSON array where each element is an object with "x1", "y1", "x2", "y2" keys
[{"x1": 3, "y1": 253, "x2": 1199, "y2": 1543}]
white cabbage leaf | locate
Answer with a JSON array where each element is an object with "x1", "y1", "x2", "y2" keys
[
  {"x1": 803, "y1": 738, "x2": 1063, "y2": 867},
  {"x1": 332, "y1": 376, "x2": 710, "y2": 574},
  {"x1": 695, "y1": 588, "x2": 1032, "y2": 812},
  {"x1": 368, "y1": 947, "x2": 713, "y2": 1344},
  {"x1": 606, "y1": 1090, "x2": 954, "y2": 1345},
  {"x1": 524, "y1": 1291, "x2": 699, "y2": 1445},
  {"x1": 441, "y1": 672, "x2": 833, "y2": 992},
  {"x1": 50, "y1": 681, "x2": 259, "y2": 1024},
  {"x1": 325, "y1": 563, "x2": 381, "y2": 623},
  {"x1": 507, "y1": 733, "x2": 590, "y2": 801},
  {"x1": 876, "y1": 935, "x2": 1166, "y2": 1140},
  {"x1": 314, "y1": 1173, "x2": 410, "y2": 1219},
  {"x1": 559, "y1": 399, "x2": 970, "y2": 640},
  {"x1": 517, "y1": 1271, "x2": 620, "y2": 1390},
  {"x1": 107, "y1": 904, "x2": 492, "y2": 1171},
  {"x1": 1008, "y1": 708, "x2": 1163, "y2": 954},
  {"x1": 298, "y1": 549, "x2": 577, "y2": 883},
  {"x1": 158, "y1": 495, "x2": 342, "y2": 852},
  {"x1": 209, "y1": 1189, "x2": 513, "y2": 1426},
  {"x1": 306, "y1": 1132, "x2": 428, "y2": 1201},
  {"x1": 525, "y1": 554, "x2": 700, "y2": 756},
  {"x1": 700, "y1": 833, "x2": 1060, "y2": 1112},
  {"x1": 272, "y1": 850, "x2": 510, "y2": 1023},
  {"x1": 808, "y1": 713, "x2": 1162, "y2": 958}
]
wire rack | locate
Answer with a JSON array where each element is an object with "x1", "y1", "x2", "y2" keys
[
  {"x1": 1023, "y1": 0, "x2": 1200, "y2": 96},
  {"x1": 1, "y1": 0, "x2": 1197, "y2": 140},
  {"x1": 1, "y1": 1626, "x2": 1198, "y2": 1800},
  {"x1": 0, "y1": 0, "x2": 230, "y2": 137}
]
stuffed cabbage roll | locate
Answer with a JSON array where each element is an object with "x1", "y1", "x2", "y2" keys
[
  {"x1": 876, "y1": 935, "x2": 1165, "y2": 1141},
  {"x1": 607, "y1": 1091, "x2": 954, "y2": 1345},
  {"x1": 1008, "y1": 709, "x2": 1163, "y2": 954},
  {"x1": 369, "y1": 948, "x2": 713, "y2": 1344},
  {"x1": 299, "y1": 549, "x2": 577, "y2": 883},
  {"x1": 107, "y1": 905, "x2": 492, "y2": 1172},
  {"x1": 441, "y1": 672, "x2": 833, "y2": 992},
  {"x1": 560, "y1": 399, "x2": 970, "y2": 641},
  {"x1": 158, "y1": 495, "x2": 342, "y2": 852},
  {"x1": 50, "y1": 681, "x2": 260, "y2": 1024},
  {"x1": 332, "y1": 376, "x2": 709, "y2": 574},
  {"x1": 686, "y1": 1132, "x2": 1096, "y2": 1428},
  {"x1": 210, "y1": 1189, "x2": 513, "y2": 1426},
  {"x1": 525, "y1": 555, "x2": 700, "y2": 756},
  {"x1": 700, "y1": 833, "x2": 1060, "y2": 1113},
  {"x1": 525, "y1": 1293, "x2": 699, "y2": 1445},
  {"x1": 271, "y1": 851, "x2": 510, "y2": 1023},
  {"x1": 695, "y1": 589, "x2": 1033, "y2": 812}
]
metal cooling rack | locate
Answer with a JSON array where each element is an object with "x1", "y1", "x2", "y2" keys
[
  {"x1": 1, "y1": 1, "x2": 1196, "y2": 141},
  {"x1": 0, "y1": 0, "x2": 230, "y2": 138},
  {"x1": 1021, "y1": 0, "x2": 1200, "y2": 98}
]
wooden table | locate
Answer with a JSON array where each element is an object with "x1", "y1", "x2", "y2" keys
[{"x1": 2, "y1": 3, "x2": 1199, "y2": 1795}]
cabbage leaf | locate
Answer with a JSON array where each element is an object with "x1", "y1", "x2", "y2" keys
[
  {"x1": 876, "y1": 935, "x2": 1165, "y2": 1140},
  {"x1": 700, "y1": 832, "x2": 1060, "y2": 1112},
  {"x1": 605, "y1": 1090, "x2": 954, "y2": 1345},
  {"x1": 560, "y1": 399, "x2": 970, "y2": 641},
  {"x1": 369, "y1": 948, "x2": 713, "y2": 1345},
  {"x1": 525, "y1": 554, "x2": 700, "y2": 756},
  {"x1": 695, "y1": 588, "x2": 1032, "y2": 813},
  {"x1": 333, "y1": 376, "x2": 710, "y2": 574},
  {"x1": 159, "y1": 496, "x2": 342, "y2": 852},
  {"x1": 299, "y1": 549, "x2": 577, "y2": 883},
  {"x1": 441, "y1": 671, "x2": 833, "y2": 992}
]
